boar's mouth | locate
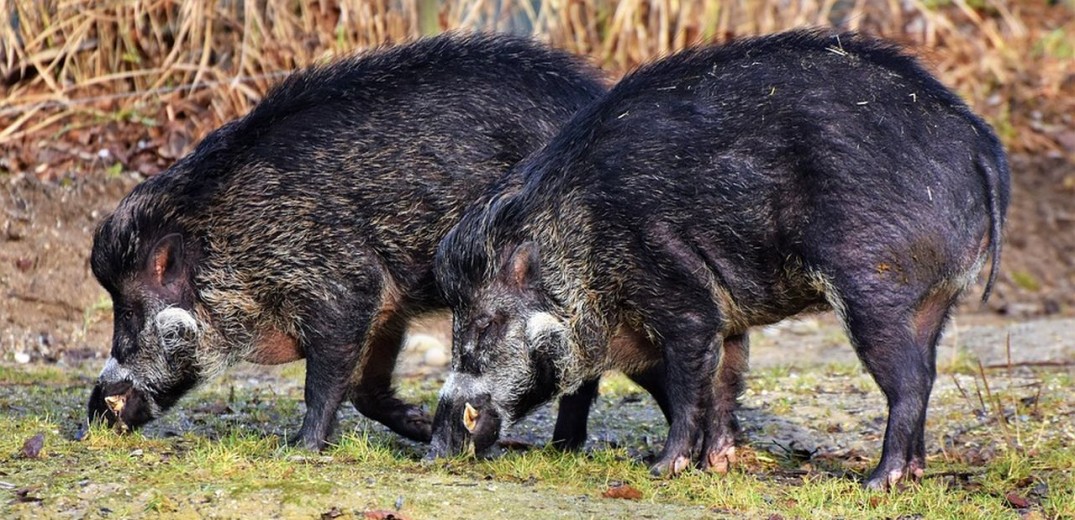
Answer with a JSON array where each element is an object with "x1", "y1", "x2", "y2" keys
[
  {"x1": 87, "y1": 373, "x2": 198, "y2": 432},
  {"x1": 87, "y1": 380, "x2": 155, "y2": 432},
  {"x1": 428, "y1": 395, "x2": 503, "y2": 459}
]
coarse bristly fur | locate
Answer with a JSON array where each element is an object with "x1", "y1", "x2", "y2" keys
[
  {"x1": 431, "y1": 28, "x2": 1010, "y2": 489},
  {"x1": 87, "y1": 32, "x2": 607, "y2": 450}
]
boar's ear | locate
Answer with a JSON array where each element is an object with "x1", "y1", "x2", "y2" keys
[
  {"x1": 146, "y1": 233, "x2": 186, "y2": 290},
  {"x1": 503, "y1": 241, "x2": 540, "y2": 289}
]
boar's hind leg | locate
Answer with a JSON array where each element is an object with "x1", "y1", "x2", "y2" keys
[
  {"x1": 906, "y1": 289, "x2": 959, "y2": 482},
  {"x1": 700, "y1": 333, "x2": 748, "y2": 473},
  {"x1": 350, "y1": 312, "x2": 432, "y2": 442},
  {"x1": 627, "y1": 364, "x2": 673, "y2": 423},
  {"x1": 835, "y1": 280, "x2": 955, "y2": 490},
  {"x1": 648, "y1": 310, "x2": 722, "y2": 477}
]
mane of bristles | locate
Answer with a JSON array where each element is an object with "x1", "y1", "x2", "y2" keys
[
  {"x1": 227, "y1": 32, "x2": 604, "y2": 152},
  {"x1": 435, "y1": 187, "x2": 531, "y2": 306},
  {"x1": 620, "y1": 29, "x2": 968, "y2": 108}
]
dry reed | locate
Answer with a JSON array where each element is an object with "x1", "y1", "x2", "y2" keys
[{"x1": 1, "y1": 0, "x2": 1072, "y2": 159}]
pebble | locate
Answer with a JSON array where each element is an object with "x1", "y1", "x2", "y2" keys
[
  {"x1": 14, "y1": 352, "x2": 31, "y2": 364},
  {"x1": 423, "y1": 347, "x2": 449, "y2": 368},
  {"x1": 406, "y1": 334, "x2": 449, "y2": 367}
]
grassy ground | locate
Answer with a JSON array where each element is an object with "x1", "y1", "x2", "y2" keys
[{"x1": 2, "y1": 338, "x2": 1072, "y2": 519}]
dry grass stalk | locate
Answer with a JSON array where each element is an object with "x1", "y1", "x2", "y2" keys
[{"x1": 0, "y1": 0, "x2": 1072, "y2": 155}]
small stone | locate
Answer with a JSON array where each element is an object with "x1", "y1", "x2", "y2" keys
[
  {"x1": 423, "y1": 346, "x2": 449, "y2": 367},
  {"x1": 405, "y1": 333, "x2": 442, "y2": 354},
  {"x1": 14, "y1": 352, "x2": 31, "y2": 364}
]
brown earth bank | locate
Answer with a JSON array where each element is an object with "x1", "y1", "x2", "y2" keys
[{"x1": 0, "y1": 153, "x2": 1073, "y2": 364}]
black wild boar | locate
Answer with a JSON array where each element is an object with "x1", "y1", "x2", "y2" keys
[
  {"x1": 430, "y1": 30, "x2": 1009, "y2": 490},
  {"x1": 86, "y1": 33, "x2": 609, "y2": 450}
]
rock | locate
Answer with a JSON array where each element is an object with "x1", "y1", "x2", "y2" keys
[
  {"x1": 404, "y1": 333, "x2": 442, "y2": 354},
  {"x1": 406, "y1": 333, "x2": 449, "y2": 367},
  {"x1": 423, "y1": 346, "x2": 449, "y2": 368}
]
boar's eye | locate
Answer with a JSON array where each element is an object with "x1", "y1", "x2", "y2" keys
[
  {"x1": 475, "y1": 314, "x2": 503, "y2": 347},
  {"x1": 474, "y1": 315, "x2": 492, "y2": 332},
  {"x1": 116, "y1": 307, "x2": 138, "y2": 328}
]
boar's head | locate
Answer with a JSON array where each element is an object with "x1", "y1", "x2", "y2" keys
[
  {"x1": 87, "y1": 202, "x2": 207, "y2": 432},
  {"x1": 429, "y1": 240, "x2": 572, "y2": 458}
]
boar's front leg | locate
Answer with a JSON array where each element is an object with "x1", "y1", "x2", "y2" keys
[
  {"x1": 291, "y1": 277, "x2": 385, "y2": 450},
  {"x1": 550, "y1": 378, "x2": 600, "y2": 451},
  {"x1": 350, "y1": 311, "x2": 432, "y2": 442},
  {"x1": 293, "y1": 333, "x2": 363, "y2": 451}
]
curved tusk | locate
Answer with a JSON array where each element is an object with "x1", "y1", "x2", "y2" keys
[{"x1": 463, "y1": 402, "x2": 480, "y2": 433}]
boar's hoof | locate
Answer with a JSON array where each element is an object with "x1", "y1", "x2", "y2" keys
[
  {"x1": 649, "y1": 454, "x2": 692, "y2": 477},
  {"x1": 704, "y1": 445, "x2": 737, "y2": 474},
  {"x1": 287, "y1": 431, "x2": 328, "y2": 452},
  {"x1": 383, "y1": 404, "x2": 433, "y2": 443},
  {"x1": 353, "y1": 392, "x2": 432, "y2": 443},
  {"x1": 864, "y1": 465, "x2": 923, "y2": 491}
]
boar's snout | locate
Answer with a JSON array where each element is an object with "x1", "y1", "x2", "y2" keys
[
  {"x1": 427, "y1": 394, "x2": 502, "y2": 460},
  {"x1": 87, "y1": 380, "x2": 154, "y2": 432}
]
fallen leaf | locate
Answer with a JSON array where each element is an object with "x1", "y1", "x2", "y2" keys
[
  {"x1": 602, "y1": 483, "x2": 643, "y2": 500},
  {"x1": 14, "y1": 257, "x2": 33, "y2": 271},
  {"x1": 20, "y1": 433, "x2": 44, "y2": 459},
  {"x1": 1005, "y1": 491, "x2": 1031, "y2": 509},
  {"x1": 364, "y1": 510, "x2": 411, "y2": 520}
]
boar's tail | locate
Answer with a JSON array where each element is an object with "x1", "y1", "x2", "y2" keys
[{"x1": 977, "y1": 145, "x2": 1009, "y2": 303}]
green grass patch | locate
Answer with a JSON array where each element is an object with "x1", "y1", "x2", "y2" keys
[
  {"x1": 1, "y1": 360, "x2": 1072, "y2": 518},
  {"x1": 0, "y1": 364, "x2": 83, "y2": 386}
]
